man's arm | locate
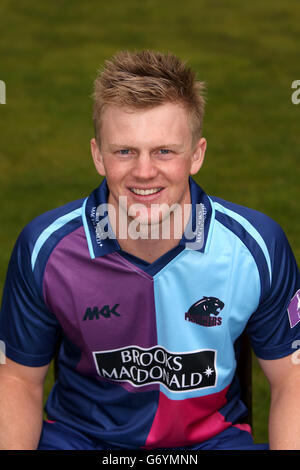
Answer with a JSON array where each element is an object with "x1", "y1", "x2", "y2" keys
[
  {"x1": 258, "y1": 353, "x2": 300, "y2": 450},
  {"x1": 0, "y1": 357, "x2": 50, "y2": 450}
]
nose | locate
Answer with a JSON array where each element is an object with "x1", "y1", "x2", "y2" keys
[{"x1": 131, "y1": 152, "x2": 158, "y2": 180}]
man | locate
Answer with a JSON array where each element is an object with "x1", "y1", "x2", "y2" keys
[{"x1": 0, "y1": 50, "x2": 300, "y2": 450}]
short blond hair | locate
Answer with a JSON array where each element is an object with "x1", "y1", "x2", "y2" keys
[{"x1": 92, "y1": 50, "x2": 206, "y2": 147}]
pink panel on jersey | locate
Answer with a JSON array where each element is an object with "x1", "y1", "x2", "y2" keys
[{"x1": 144, "y1": 386, "x2": 231, "y2": 449}]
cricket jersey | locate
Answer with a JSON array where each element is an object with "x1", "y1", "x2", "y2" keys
[{"x1": 1, "y1": 177, "x2": 299, "y2": 449}]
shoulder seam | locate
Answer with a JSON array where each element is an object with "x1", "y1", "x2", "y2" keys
[
  {"x1": 213, "y1": 201, "x2": 272, "y2": 285},
  {"x1": 31, "y1": 206, "x2": 83, "y2": 270}
]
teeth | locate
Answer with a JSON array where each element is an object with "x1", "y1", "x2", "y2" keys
[{"x1": 131, "y1": 188, "x2": 162, "y2": 195}]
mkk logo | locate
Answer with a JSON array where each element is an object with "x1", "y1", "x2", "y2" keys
[
  {"x1": 185, "y1": 296, "x2": 225, "y2": 327},
  {"x1": 83, "y1": 304, "x2": 121, "y2": 320}
]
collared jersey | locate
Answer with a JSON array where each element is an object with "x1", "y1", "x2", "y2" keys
[{"x1": 1, "y1": 177, "x2": 300, "y2": 449}]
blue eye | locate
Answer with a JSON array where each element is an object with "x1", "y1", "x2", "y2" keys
[
  {"x1": 118, "y1": 149, "x2": 131, "y2": 155},
  {"x1": 159, "y1": 149, "x2": 171, "y2": 154}
]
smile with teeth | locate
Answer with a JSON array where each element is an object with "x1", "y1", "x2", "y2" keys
[{"x1": 130, "y1": 188, "x2": 163, "y2": 195}]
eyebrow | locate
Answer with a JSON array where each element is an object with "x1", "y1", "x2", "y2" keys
[{"x1": 108, "y1": 143, "x2": 183, "y2": 150}]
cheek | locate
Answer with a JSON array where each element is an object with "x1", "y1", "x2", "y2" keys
[
  {"x1": 103, "y1": 161, "x2": 127, "y2": 185},
  {"x1": 166, "y1": 160, "x2": 192, "y2": 184}
]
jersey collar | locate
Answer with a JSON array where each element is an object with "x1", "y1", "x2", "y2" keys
[{"x1": 82, "y1": 177, "x2": 214, "y2": 259}]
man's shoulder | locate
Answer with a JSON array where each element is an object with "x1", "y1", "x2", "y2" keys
[
  {"x1": 209, "y1": 196, "x2": 293, "y2": 291},
  {"x1": 210, "y1": 195, "x2": 284, "y2": 244},
  {"x1": 18, "y1": 197, "x2": 86, "y2": 256}
]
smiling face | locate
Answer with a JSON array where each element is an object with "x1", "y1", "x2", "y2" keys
[{"x1": 91, "y1": 102, "x2": 206, "y2": 231}]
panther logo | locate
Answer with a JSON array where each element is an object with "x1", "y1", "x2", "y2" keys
[{"x1": 185, "y1": 296, "x2": 225, "y2": 327}]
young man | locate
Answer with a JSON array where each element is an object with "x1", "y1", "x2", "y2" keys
[{"x1": 0, "y1": 50, "x2": 300, "y2": 451}]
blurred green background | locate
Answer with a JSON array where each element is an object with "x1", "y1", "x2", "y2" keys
[{"x1": 0, "y1": 0, "x2": 299, "y2": 445}]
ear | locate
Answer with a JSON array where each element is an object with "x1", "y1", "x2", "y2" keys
[
  {"x1": 190, "y1": 137, "x2": 207, "y2": 175},
  {"x1": 90, "y1": 138, "x2": 106, "y2": 176}
]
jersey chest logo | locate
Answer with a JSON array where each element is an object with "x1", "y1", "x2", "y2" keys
[
  {"x1": 93, "y1": 345, "x2": 217, "y2": 392},
  {"x1": 82, "y1": 304, "x2": 121, "y2": 320},
  {"x1": 185, "y1": 296, "x2": 225, "y2": 327}
]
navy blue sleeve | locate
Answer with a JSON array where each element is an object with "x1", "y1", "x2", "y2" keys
[
  {"x1": 0, "y1": 225, "x2": 60, "y2": 367},
  {"x1": 246, "y1": 220, "x2": 300, "y2": 360}
]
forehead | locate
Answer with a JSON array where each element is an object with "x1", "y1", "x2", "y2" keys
[{"x1": 100, "y1": 102, "x2": 192, "y2": 146}]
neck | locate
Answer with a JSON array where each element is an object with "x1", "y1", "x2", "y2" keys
[
  {"x1": 110, "y1": 205, "x2": 191, "y2": 264},
  {"x1": 118, "y1": 233, "x2": 181, "y2": 264}
]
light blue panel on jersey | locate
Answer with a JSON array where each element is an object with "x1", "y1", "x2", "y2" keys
[
  {"x1": 212, "y1": 200, "x2": 272, "y2": 284},
  {"x1": 153, "y1": 220, "x2": 261, "y2": 401},
  {"x1": 81, "y1": 197, "x2": 96, "y2": 259}
]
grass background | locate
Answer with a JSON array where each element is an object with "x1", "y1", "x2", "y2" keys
[{"x1": 0, "y1": 0, "x2": 299, "y2": 445}]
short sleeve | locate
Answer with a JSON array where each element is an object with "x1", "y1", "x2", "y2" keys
[
  {"x1": 0, "y1": 226, "x2": 60, "y2": 366},
  {"x1": 246, "y1": 221, "x2": 300, "y2": 360}
]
